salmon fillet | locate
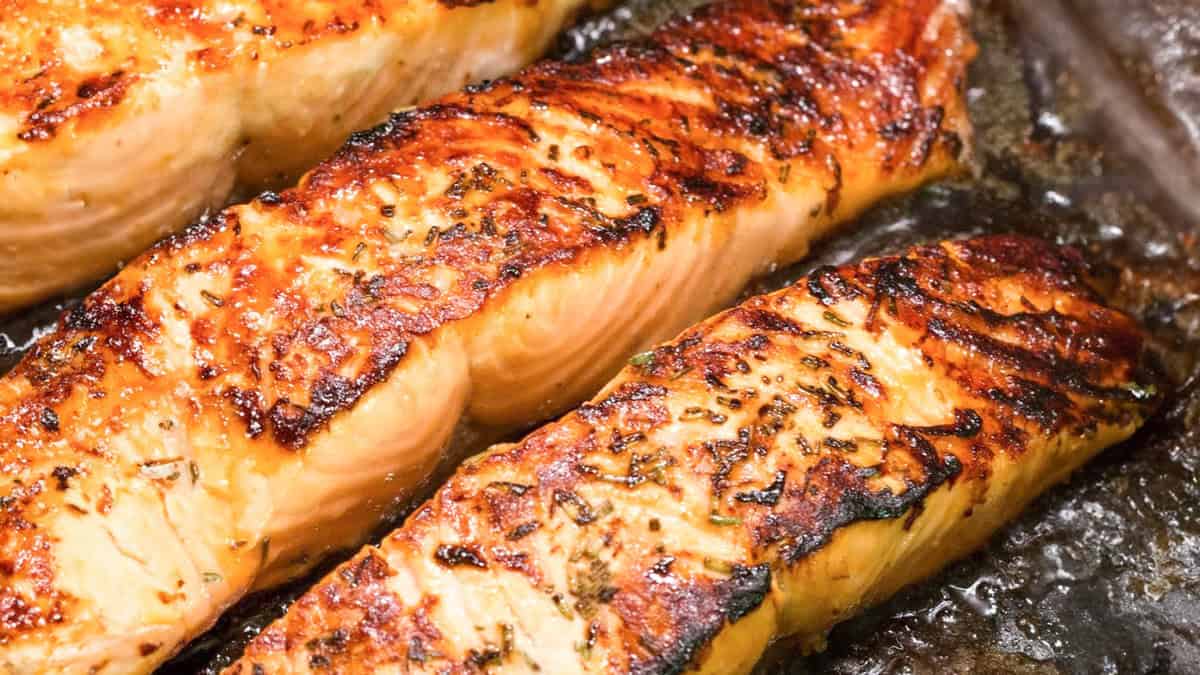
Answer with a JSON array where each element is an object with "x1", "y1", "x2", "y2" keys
[
  {"x1": 0, "y1": 0, "x2": 604, "y2": 311},
  {"x1": 0, "y1": 0, "x2": 971, "y2": 671},
  {"x1": 231, "y1": 236, "x2": 1158, "y2": 674}
]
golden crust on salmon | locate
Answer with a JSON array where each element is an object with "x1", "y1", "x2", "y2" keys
[
  {"x1": 0, "y1": 0, "x2": 972, "y2": 672},
  {"x1": 0, "y1": 0, "x2": 604, "y2": 310},
  {"x1": 231, "y1": 236, "x2": 1157, "y2": 674}
]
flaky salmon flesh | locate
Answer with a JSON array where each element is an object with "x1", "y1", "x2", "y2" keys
[
  {"x1": 0, "y1": 0, "x2": 972, "y2": 672},
  {"x1": 231, "y1": 236, "x2": 1157, "y2": 674},
  {"x1": 0, "y1": 0, "x2": 606, "y2": 311}
]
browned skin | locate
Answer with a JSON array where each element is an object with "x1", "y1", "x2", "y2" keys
[
  {"x1": 0, "y1": 0, "x2": 971, "y2": 669},
  {"x1": 232, "y1": 236, "x2": 1156, "y2": 674}
]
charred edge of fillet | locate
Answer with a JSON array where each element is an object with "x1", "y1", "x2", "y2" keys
[
  {"x1": 237, "y1": 549, "x2": 410, "y2": 671},
  {"x1": 16, "y1": 71, "x2": 132, "y2": 141},
  {"x1": 10, "y1": 289, "x2": 157, "y2": 435},
  {"x1": 622, "y1": 298, "x2": 974, "y2": 565},
  {"x1": 854, "y1": 237, "x2": 1154, "y2": 434},
  {"x1": 621, "y1": 563, "x2": 772, "y2": 675},
  {"x1": 264, "y1": 336, "x2": 410, "y2": 450},
  {"x1": 759, "y1": 235, "x2": 1155, "y2": 557},
  {"x1": 773, "y1": 429, "x2": 963, "y2": 564}
]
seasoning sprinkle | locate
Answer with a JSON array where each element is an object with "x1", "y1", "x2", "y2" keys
[
  {"x1": 629, "y1": 351, "x2": 655, "y2": 367},
  {"x1": 522, "y1": 651, "x2": 542, "y2": 671},
  {"x1": 554, "y1": 489, "x2": 597, "y2": 526},
  {"x1": 500, "y1": 623, "x2": 515, "y2": 655},
  {"x1": 200, "y1": 290, "x2": 224, "y2": 308},
  {"x1": 715, "y1": 395, "x2": 742, "y2": 410},
  {"x1": 1121, "y1": 382, "x2": 1158, "y2": 401},
  {"x1": 507, "y1": 521, "x2": 539, "y2": 541},
  {"x1": 801, "y1": 355, "x2": 829, "y2": 370},
  {"x1": 139, "y1": 457, "x2": 184, "y2": 481},
  {"x1": 703, "y1": 557, "x2": 734, "y2": 574},
  {"x1": 797, "y1": 436, "x2": 815, "y2": 455},
  {"x1": 708, "y1": 512, "x2": 742, "y2": 526},
  {"x1": 824, "y1": 437, "x2": 858, "y2": 452},
  {"x1": 552, "y1": 593, "x2": 575, "y2": 620},
  {"x1": 670, "y1": 365, "x2": 694, "y2": 380},
  {"x1": 822, "y1": 310, "x2": 850, "y2": 327}
]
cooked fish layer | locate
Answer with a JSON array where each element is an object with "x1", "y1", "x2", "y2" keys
[
  {"x1": 0, "y1": 0, "x2": 970, "y2": 672},
  {"x1": 0, "y1": 0, "x2": 603, "y2": 311},
  {"x1": 231, "y1": 236, "x2": 1157, "y2": 674}
]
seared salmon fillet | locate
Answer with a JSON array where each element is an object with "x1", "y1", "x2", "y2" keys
[
  {"x1": 0, "y1": 0, "x2": 971, "y2": 671},
  {"x1": 231, "y1": 236, "x2": 1157, "y2": 674},
  {"x1": 0, "y1": 0, "x2": 604, "y2": 311}
]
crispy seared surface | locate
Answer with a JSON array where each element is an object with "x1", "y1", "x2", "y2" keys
[
  {"x1": 1, "y1": 0, "x2": 365, "y2": 140},
  {"x1": 0, "y1": 0, "x2": 566, "y2": 141},
  {"x1": 0, "y1": 0, "x2": 971, "y2": 671},
  {"x1": 0, "y1": 0, "x2": 596, "y2": 309},
  {"x1": 232, "y1": 236, "x2": 1156, "y2": 674}
]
